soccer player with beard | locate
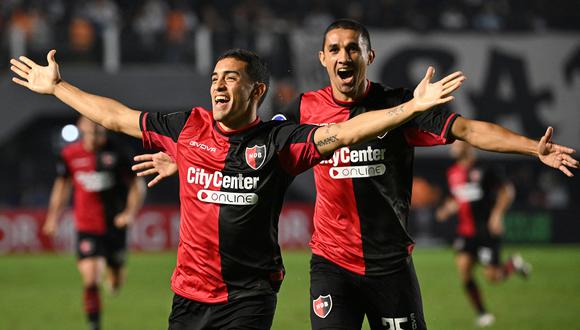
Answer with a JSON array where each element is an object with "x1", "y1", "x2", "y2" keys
[
  {"x1": 436, "y1": 141, "x2": 531, "y2": 327},
  {"x1": 131, "y1": 19, "x2": 578, "y2": 330},
  {"x1": 10, "y1": 48, "x2": 464, "y2": 329},
  {"x1": 43, "y1": 116, "x2": 146, "y2": 330}
]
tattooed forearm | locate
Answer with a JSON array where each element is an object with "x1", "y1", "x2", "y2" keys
[
  {"x1": 316, "y1": 135, "x2": 338, "y2": 147},
  {"x1": 386, "y1": 105, "x2": 406, "y2": 117}
]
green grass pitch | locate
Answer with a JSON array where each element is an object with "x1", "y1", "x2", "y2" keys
[{"x1": 1, "y1": 246, "x2": 579, "y2": 329}]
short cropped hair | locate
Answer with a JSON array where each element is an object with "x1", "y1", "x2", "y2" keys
[
  {"x1": 216, "y1": 49, "x2": 270, "y2": 106},
  {"x1": 321, "y1": 19, "x2": 372, "y2": 51}
]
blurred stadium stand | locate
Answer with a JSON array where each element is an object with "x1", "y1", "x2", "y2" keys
[{"x1": 0, "y1": 0, "x2": 579, "y2": 252}]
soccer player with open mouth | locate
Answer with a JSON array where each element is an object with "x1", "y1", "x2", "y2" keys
[
  {"x1": 10, "y1": 47, "x2": 464, "y2": 329},
  {"x1": 126, "y1": 20, "x2": 578, "y2": 330}
]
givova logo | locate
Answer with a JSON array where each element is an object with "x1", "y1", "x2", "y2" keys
[{"x1": 381, "y1": 313, "x2": 417, "y2": 330}]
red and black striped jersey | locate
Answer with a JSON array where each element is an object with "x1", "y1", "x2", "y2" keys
[
  {"x1": 446, "y1": 162, "x2": 507, "y2": 238},
  {"x1": 140, "y1": 107, "x2": 323, "y2": 303},
  {"x1": 277, "y1": 82, "x2": 459, "y2": 276},
  {"x1": 58, "y1": 141, "x2": 133, "y2": 234}
]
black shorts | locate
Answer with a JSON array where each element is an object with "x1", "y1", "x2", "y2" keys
[
  {"x1": 453, "y1": 236, "x2": 501, "y2": 266},
  {"x1": 168, "y1": 293, "x2": 276, "y2": 330},
  {"x1": 76, "y1": 229, "x2": 128, "y2": 268},
  {"x1": 310, "y1": 254, "x2": 426, "y2": 330}
]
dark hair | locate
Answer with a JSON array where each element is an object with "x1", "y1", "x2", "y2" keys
[
  {"x1": 321, "y1": 19, "x2": 372, "y2": 51},
  {"x1": 216, "y1": 48, "x2": 270, "y2": 106}
]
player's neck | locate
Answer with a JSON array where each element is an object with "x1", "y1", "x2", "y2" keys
[
  {"x1": 332, "y1": 80, "x2": 369, "y2": 103},
  {"x1": 218, "y1": 115, "x2": 259, "y2": 133}
]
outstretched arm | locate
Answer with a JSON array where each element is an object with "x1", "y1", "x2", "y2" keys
[
  {"x1": 451, "y1": 118, "x2": 579, "y2": 177},
  {"x1": 314, "y1": 67, "x2": 465, "y2": 155},
  {"x1": 10, "y1": 50, "x2": 142, "y2": 138},
  {"x1": 43, "y1": 177, "x2": 72, "y2": 236}
]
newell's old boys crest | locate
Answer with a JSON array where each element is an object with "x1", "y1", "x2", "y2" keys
[
  {"x1": 313, "y1": 294, "x2": 333, "y2": 318},
  {"x1": 245, "y1": 145, "x2": 266, "y2": 170}
]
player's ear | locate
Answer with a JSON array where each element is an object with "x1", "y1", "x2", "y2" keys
[
  {"x1": 253, "y1": 83, "x2": 267, "y2": 101},
  {"x1": 318, "y1": 51, "x2": 327, "y2": 68},
  {"x1": 368, "y1": 49, "x2": 375, "y2": 65}
]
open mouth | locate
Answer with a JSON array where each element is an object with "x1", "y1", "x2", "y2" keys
[
  {"x1": 214, "y1": 95, "x2": 230, "y2": 104},
  {"x1": 337, "y1": 68, "x2": 355, "y2": 80}
]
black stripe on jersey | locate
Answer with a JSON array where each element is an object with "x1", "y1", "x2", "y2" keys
[
  {"x1": 348, "y1": 105, "x2": 416, "y2": 275},
  {"x1": 94, "y1": 143, "x2": 132, "y2": 227},
  {"x1": 217, "y1": 123, "x2": 292, "y2": 301},
  {"x1": 140, "y1": 111, "x2": 192, "y2": 142}
]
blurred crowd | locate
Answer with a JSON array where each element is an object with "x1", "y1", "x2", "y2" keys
[{"x1": 1, "y1": 0, "x2": 579, "y2": 68}]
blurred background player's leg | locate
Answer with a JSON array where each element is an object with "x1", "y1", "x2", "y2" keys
[
  {"x1": 456, "y1": 252, "x2": 494, "y2": 327},
  {"x1": 77, "y1": 257, "x2": 106, "y2": 330}
]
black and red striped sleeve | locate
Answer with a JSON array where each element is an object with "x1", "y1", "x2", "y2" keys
[
  {"x1": 403, "y1": 105, "x2": 460, "y2": 147},
  {"x1": 272, "y1": 122, "x2": 325, "y2": 176},
  {"x1": 139, "y1": 111, "x2": 191, "y2": 158}
]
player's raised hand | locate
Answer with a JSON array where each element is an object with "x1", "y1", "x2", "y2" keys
[
  {"x1": 132, "y1": 152, "x2": 178, "y2": 187},
  {"x1": 10, "y1": 49, "x2": 61, "y2": 94},
  {"x1": 412, "y1": 67, "x2": 465, "y2": 111},
  {"x1": 537, "y1": 127, "x2": 579, "y2": 177}
]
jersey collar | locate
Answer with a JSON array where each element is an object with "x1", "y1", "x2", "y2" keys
[
  {"x1": 331, "y1": 80, "x2": 372, "y2": 106},
  {"x1": 214, "y1": 116, "x2": 261, "y2": 136}
]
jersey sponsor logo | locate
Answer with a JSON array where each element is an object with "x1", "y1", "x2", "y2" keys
[
  {"x1": 320, "y1": 146, "x2": 386, "y2": 167},
  {"x1": 245, "y1": 145, "x2": 266, "y2": 170},
  {"x1": 197, "y1": 190, "x2": 258, "y2": 205},
  {"x1": 451, "y1": 183, "x2": 483, "y2": 202},
  {"x1": 320, "y1": 146, "x2": 387, "y2": 178},
  {"x1": 382, "y1": 313, "x2": 417, "y2": 330},
  {"x1": 271, "y1": 114, "x2": 287, "y2": 121},
  {"x1": 75, "y1": 171, "x2": 115, "y2": 192},
  {"x1": 189, "y1": 140, "x2": 217, "y2": 153},
  {"x1": 187, "y1": 167, "x2": 260, "y2": 190},
  {"x1": 312, "y1": 294, "x2": 332, "y2": 319},
  {"x1": 329, "y1": 164, "x2": 386, "y2": 179}
]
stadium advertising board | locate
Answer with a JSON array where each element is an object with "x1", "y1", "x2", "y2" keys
[{"x1": 0, "y1": 204, "x2": 314, "y2": 254}]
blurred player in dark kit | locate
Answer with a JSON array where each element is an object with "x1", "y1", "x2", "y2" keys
[
  {"x1": 436, "y1": 141, "x2": 531, "y2": 327},
  {"x1": 11, "y1": 48, "x2": 465, "y2": 329},
  {"x1": 43, "y1": 116, "x2": 146, "y2": 330}
]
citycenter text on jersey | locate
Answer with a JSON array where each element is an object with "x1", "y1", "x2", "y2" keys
[
  {"x1": 320, "y1": 146, "x2": 386, "y2": 167},
  {"x1": 187, "y1": 166, "x2": 260, "y2": 190}
]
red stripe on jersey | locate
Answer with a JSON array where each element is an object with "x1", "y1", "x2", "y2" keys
[
  {"x1": 300, "y1": 88, "x2": 365, "y2": 274},
  {"x1": 310, "y1": 167, "x2": 365, "y2": 273},
  {"x1": 170, "y1": 110, "x2": 229, "y2": 303},
  {"x1": 403, "y1": 113, "x2": 458, "y2": 146},
  {"x1": 447, "y1": 164, "x2": 476, "y2": 237}
]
